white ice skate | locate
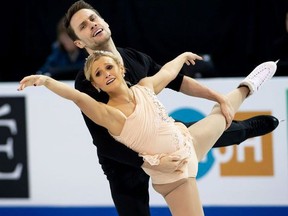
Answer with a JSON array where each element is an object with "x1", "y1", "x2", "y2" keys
[{"x1": 239, "y1": 60, "x2": 278, "y2": 96}]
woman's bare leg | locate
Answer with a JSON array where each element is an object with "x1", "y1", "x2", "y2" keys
[
  {"x1": 189, "y1": 86, "x2": 248, "y2": 161},
  {"x1": 189, "y1": 61, "x2": 277, "y2": 161},
  {"x1": 153, "y1": 178, "x2": 203, "y2": 216},
  {"x1": 151, "y1": 61, "x2": 277, "y2": 215}
]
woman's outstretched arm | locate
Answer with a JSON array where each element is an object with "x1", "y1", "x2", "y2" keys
[
  {"x1": 17, "y1": 75, "x2": 123, "y2": 134},
  {"x1": 139, "y1": 52, "x2": 233, "y2": 129},
  {"x1": 141, "y1": 52, "x2": 202, "y2": 94}
]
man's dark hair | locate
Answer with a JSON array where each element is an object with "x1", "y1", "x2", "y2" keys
[{"x1": 63, "y1": 0, "x2": 102, "y2": 41}]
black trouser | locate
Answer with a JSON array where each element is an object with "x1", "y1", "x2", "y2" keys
[
  {"x1": 104, "y1": 163, "x2": 151, "y2": 216},
  {"x1": 183, "y1": 120, "x2": 245, "y2": 147}
]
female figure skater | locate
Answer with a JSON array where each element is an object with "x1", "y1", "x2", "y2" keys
[{"x1": 18, "y1": 51, "x2": 277, "y2": 216}]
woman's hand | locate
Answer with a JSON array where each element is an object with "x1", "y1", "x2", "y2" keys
[
  {"x1": 183, "y1": 52, "x2": 203, "y2": 66},
  {"x1": 17, "y1": 75, "x2": 49, "y2": 91}
]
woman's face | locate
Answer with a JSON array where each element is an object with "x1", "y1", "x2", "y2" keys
[{"x1": 90, "y1": 56, "x2": 124, "y2": 92}]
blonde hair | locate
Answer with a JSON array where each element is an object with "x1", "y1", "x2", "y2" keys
[{"x1": 84, "y1": 50, "x2": 122, "y2": 81}]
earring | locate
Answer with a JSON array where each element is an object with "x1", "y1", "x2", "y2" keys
[{"x1": 91, "y1": 82, "x2": 101, "y2": 93}]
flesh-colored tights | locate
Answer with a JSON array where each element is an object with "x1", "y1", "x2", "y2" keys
[{"x1": 152, "y1": 86, "x2": 249, "y2": 216}]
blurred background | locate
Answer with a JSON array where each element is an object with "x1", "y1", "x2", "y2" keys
[{"x1": 1, "y1": 0, "x2": 287, "y2": 81}]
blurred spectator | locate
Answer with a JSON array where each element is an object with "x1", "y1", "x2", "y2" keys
[
  {"x1": 271, "y1": 9, "x2": 288, "y2": 76},
  {"x1": 36, "y1": 17, "x2": 87, "y2": 80}
]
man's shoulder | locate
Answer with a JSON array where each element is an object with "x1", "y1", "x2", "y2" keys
[{"x1": 117, "y1": 47, "x2": 147, "y2": 58}]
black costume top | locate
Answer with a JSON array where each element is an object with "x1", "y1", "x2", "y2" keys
[{"x1": 74, "y1": 47, "x2": 184, "y2": 180}]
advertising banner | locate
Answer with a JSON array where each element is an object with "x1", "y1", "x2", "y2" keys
[{"x1": 0, "y1": 77, "x2": 287, "y2": 215}]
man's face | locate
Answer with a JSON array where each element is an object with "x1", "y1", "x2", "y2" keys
[{"x1": 70, "y1": 9, "x2": 111, "y2": 50}]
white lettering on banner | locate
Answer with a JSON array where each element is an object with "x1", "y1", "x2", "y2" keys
[
  {"x1": 0, "y1": 104, "x2": 23, "y2": 180},
  {"x1": 0, "y1": 119, "x2": 17, "y2": 134},
  {"x1": 0, "y1": 164, "x2": 23, "y2": 180},
  {"x1": 213, "y1": 146, "x2": 234, "y2": 163},
  {"x1": 0, "y1": 137, "x2": 14, "y2": 159},
  {"x1": 237, "y1": 140, "x2": 263, "y2": 162},
  {"x1": 0, "y1": 104, "x2": 11, "y2": 116},
  {"x1": 212, "y1": 140, "x2": 263, "y2": 163}
]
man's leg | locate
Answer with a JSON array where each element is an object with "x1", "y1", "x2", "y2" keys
[
  {"x1": 214, "y1": 115, "x2": 279, "y2": 147},
  {"x1": 181, "y1": 115, "x2": 279, "y2": 148},
  {"x1": 106, "y1": 163, "x2": 151, "y2": 216}
]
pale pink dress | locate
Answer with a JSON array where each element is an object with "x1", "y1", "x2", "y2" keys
[{"x1": 110, "y1": 85, "x2": 198, "y2": 184}]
